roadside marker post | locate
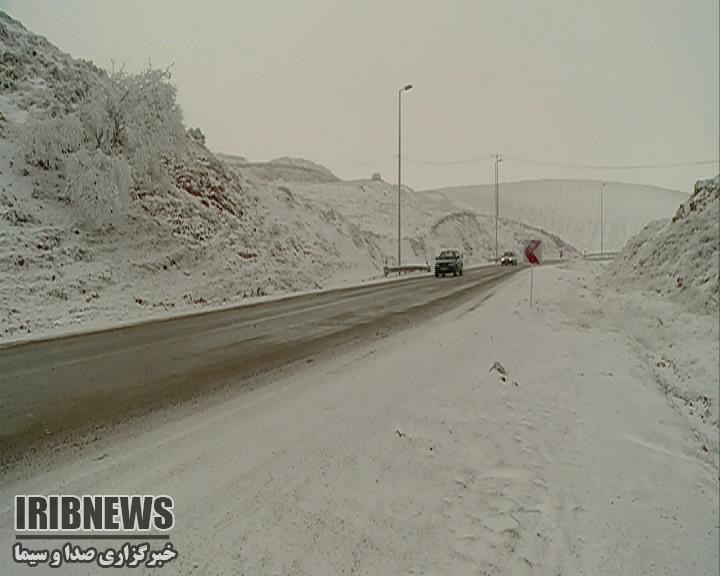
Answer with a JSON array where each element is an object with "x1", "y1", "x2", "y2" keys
[
  {"x1": 523, "y1": 239, "x2": 542, "y2": 307},
  {"x1": 530, "y1": 266, "x2": 534, "y2": 307}
]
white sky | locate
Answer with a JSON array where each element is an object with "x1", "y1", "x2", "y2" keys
[{"x1": 2, "y1": 0, "x2": 718, "y2": 190}]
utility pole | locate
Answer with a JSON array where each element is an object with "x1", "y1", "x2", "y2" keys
[
  {"x1": 397, "y1": 83, "x2": 412, "y2": 266},
  {"x1": 600, "y1": 182, "x2": 606, "y2": 256},
  {"x1": 493, "y1": 153, "x2": 503, "y2": 261}
]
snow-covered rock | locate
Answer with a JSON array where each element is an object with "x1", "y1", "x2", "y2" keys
[{"x1": 605, "y1": 175, "x2": 719, "y2": 314}]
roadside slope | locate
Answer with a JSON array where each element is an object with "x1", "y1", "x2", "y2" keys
[
  {"x1": 599, "y1": 174, "x2": 719, "y2": 461},
  {"x1": 605, "y1": 174, "x2": 719, "y2": 313}
]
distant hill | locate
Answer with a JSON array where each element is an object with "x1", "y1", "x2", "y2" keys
[
  {"x1": 420, "y1": 179, "x2": 688, "y2": 254},
  {"x1": 218, "y1": 153, "x2": 339, "y2": 183},
  {"x1": 259, "y1": 178, "x2": 576, "y2": 265}
]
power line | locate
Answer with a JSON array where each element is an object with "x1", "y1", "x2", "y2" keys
[
  {"x1": 333, "y1": 156, "x2": 395, "y2": 169},
  {"x1": 333, "y1": 155, "x2": 494, "y2": 169},
  {"x1": 332, "y1": 154, "x2": 719, "y2": 171},
  {"x1": 504, "y1": 155, "x2": 720, "y2": 170},
  {"x1": 404, "y1": 155, "x2": 493, "y2": 166}
]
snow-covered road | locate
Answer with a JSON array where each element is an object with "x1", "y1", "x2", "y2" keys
[
  {"x1": 1, "y1": 262, "x2": 717, "y2": 575},
  {"x1": 0, "y1": 265, "x2": 516, "y2": 459}
]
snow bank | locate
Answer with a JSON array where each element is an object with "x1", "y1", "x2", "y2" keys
[
  {"x1": 601, "y1": 282, "x2": 719, "y2": 447},
  {"x1": 597, "y1": 176, "x2": 719, "y2": 453},
  {"x1": 604, "y1": 175, "x2": 719, "y2": 314}
]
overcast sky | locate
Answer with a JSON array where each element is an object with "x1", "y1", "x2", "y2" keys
[{"x1": 2, "y1": 0, "x2": 718, "y2": 190}]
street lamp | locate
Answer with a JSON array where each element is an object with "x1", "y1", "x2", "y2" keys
[
  {"x1": 493, "y1": 153, "x2": 503, "y2": 262},
  {"x1": 600, "y1": 182, "x2": 606, "y2": 255},
  {"x1": 397, "y1": 83, "x2": 412, "y2": 266}
]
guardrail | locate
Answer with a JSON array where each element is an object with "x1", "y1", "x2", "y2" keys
[
  {"x1": 383, "y1": 263, "x2": 431, "y2": 276},
  {"x1": 582, "y1": 251, "x2": 620, "y2": 261}
]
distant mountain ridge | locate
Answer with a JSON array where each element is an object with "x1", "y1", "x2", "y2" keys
[
  {"x1": 218, "y1": 153, "x2": 339, "y2": 183},
  {"x1": 217, "y1": 147, "x2": 689, "y2": 254},
  {"x1": 420, "y1": 179, "x2": 688, "y2": 253}
]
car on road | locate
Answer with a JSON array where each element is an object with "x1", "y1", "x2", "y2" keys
[
  {"x1": 434, "y1": 250, "x2": 463, "y2": 277},
  {"x1": 500, "y1": 251, "x2": 518, "y2": 266}
]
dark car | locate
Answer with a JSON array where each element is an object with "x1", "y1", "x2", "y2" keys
[
  {"x1": 434, "y1": 250, "x2": 463, "y2": 277},
  {"x1": 500, "y1": 250, "x2": 518, "y2": 266}
]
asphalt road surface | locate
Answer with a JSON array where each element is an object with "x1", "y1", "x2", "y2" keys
[{"x1": 0, "y1": 265, "x2": 519, "y2": 462}]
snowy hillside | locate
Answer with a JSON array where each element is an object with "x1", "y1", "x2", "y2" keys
[
  {"x1": 0, "y1": 11, "x2": 686, "y2": 343},
  {"x1": 421, "y1": 179, "x2": 688, "y2": 254},
  {"x1": 1, "y1": 12, "x2": 574, "y2": 341},
  {"x1": 0, "y1": 12, "x2": 385, "y2": 339},
  {"x1": 599, "y1": 175, "x2": 719, "y2": 456},
  {"x1": 605, "y1": 175, "x2": 719, "y2": 314},
  {"x1": 241, "y1": 170, "x2": 576, "y2": 267},
  {"x1": 217, "y1": 153, "x2": 339, "y2": 183}
]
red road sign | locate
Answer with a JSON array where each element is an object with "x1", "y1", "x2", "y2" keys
[{"x1": 524, "y1": 240, "x2": 542, "y2": 265}]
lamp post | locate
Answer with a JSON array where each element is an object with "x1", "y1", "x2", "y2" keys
[
  {"x1": 600, "y1": 182, "x2": 606, "y2": 256},
  {"x1": 493, "y1": 153, "x2": 503, "y2": 262},
  {"x1": 397, "y1": 83, "x2": 412, "y2": 266}
]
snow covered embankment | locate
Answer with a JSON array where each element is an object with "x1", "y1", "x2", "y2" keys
[
  {"x1": 600, "y1": 175, "x2": 719, "y2": 459},
  {"x1": 605, "y1": 175, "x2": 719, "y2": 313}
]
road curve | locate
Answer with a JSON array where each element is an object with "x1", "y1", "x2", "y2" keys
[{"x1": 0, "y1": 265, "x2": 519, "y2": 461}]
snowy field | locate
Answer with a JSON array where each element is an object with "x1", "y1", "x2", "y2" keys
[{"x1": 1, "y1": 260, "x2": 716, "y2": 575}]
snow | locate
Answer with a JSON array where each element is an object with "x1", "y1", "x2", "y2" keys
[
  {"x1": 1, "y1": 13, "x2": 578, "y2": 342},
  {"x1": 253, "y1": 173, "x2": 576, "y2": 266},
  {"x1": 601, "y1": 285, "x2": 719, "y2": 454},
  {"x1": 0, "y1": 11, "x2": 105, "y2": 115},
  {"x1": 1, "y1": 261, "x2": 716, "y2": 575},
  {"x1": 422, "y1": 179, "x2": 688, "y2": 254},
  {"x1": 0, "y1": 9, "x2": 703, "y2": 356},
  {"x1": 218, "y1": 153, "x2": 340, "y2": 183},
  {"x1": 0, "y1": 14, "x2": 389, "y2": 340},
  {"x1": 604, "y1": 175, "x2": 719, "y2": 314},
  {"x1": 599, "y1": 175, "x2": 719, "y2": 454},
  {"x1": 1, "y1": 9, "x2": 717, "y2": 574},
  {"x1": 1, "y1": 10, "x2": 717, "y2": 573}
]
